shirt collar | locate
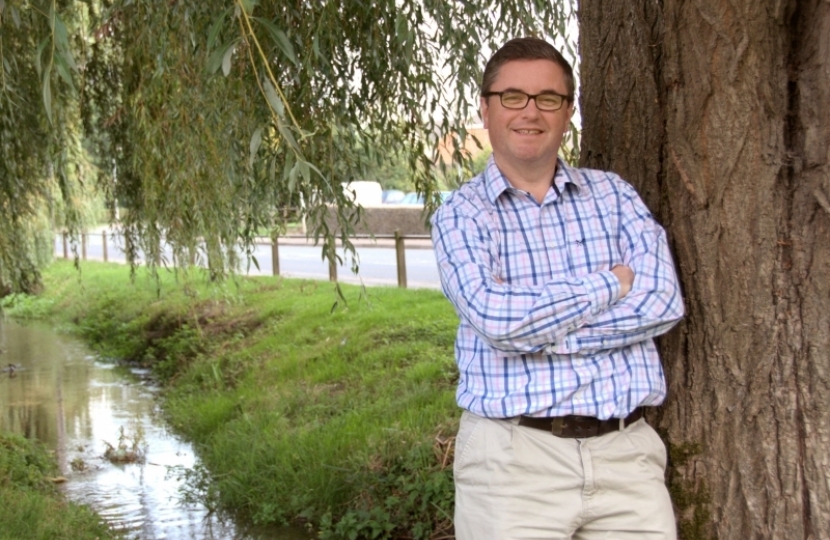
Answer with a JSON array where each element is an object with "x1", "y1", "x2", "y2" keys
[
  {"x1": 554, "y1": 158, "x2": 585, "y2": 195},
  {"x1": 483, "y1": 155, "x2": 584, "y2": 205}
]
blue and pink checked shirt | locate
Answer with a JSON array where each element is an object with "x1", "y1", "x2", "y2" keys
[{"x1": 431, "y1": 156, "x2": 684, "y2": 420}]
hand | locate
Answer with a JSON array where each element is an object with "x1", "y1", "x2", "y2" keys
[{"x1": 611, "y1": 265, "x2": 634, "y2": 299}]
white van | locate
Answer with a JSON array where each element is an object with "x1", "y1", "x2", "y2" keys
[{"x1": 342, "y1": 181, "x2": 383, "y2": 207}]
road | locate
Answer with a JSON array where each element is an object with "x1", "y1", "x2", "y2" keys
[{"x1": 55, "y1": 234, "x2": 442, "y2": 290}]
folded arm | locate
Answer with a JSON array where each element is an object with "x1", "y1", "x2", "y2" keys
[
  {"x1": 432, "y1": 206, "x2": 622, "y2": 357},
  {"x1": 551, "y1": 185, "x2": 684, "y2": 355}
]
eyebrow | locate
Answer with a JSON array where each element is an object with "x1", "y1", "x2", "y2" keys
[{"x1": 490, "y1": 87, "x2": 564, "y2": 95}]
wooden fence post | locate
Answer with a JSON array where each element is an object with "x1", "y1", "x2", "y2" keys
[
  {"x1": 81, "y1": 233, "x2": 87, "y2": 260},
  {"x1": 328, "y1": 255, "x2": 337, "y2": 282},
  {"x1": 395, "y1": 230, "x2": 407, "y2": 288},
  {"x1": 62, "y1": 232, "x2": 68, "y2": 259},
  {"x1": 271, "y1": 233, "x2": 280, "y2": 276},
  {"x1": 102, "y1": 231, "x2": 108, "y2": 262}
]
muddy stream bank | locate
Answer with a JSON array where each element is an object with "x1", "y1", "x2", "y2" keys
[{"x1": 0, "y1": 318, "x2": 310, "y2": 540}]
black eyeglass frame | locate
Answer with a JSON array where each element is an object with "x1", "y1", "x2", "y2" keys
[{"x1": 481, "y1": 90, "x2": 573, "y2": 112}]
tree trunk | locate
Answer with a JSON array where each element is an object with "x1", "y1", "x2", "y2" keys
[{"x1": 578, "y1": 1, "x2": 830, "y2": 538}]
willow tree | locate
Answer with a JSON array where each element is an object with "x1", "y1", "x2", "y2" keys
[
  {"x1": 0, "y1": 1, "x2": 87, "y2": 294},
  {"x1": 0, "y1": 0, "x2": 576, "y2": 292},
  {"x1": 579, "y1": 2, "x2": 829, "y2": 538}
]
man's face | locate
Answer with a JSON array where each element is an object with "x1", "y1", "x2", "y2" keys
[{"x1": 480, "y1": 59, "x2": 574, "y2": 175}]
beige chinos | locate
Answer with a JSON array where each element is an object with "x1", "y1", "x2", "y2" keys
[{"x1": 453, "y1": 411, "x2": 677, "y2": 540}]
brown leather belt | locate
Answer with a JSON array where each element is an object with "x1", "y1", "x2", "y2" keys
[{"x1": 517, "y1": 408, "x2": 644, "y2": 438}]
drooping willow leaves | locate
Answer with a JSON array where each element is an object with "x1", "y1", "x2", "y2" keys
[{"x1": 0, "y1": 0, "x2": 576, "y2": 293}]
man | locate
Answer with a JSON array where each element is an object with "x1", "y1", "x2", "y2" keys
[{"x1": 431, "y1": 37, "x2": 685, "y2": 540}]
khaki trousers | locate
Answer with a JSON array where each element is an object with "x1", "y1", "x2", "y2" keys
[{"x1": 453, "y1": 411, "x2": 677, "y2": 540}]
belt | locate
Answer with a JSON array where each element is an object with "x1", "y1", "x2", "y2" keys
[{"x1": 517, "y1": 408, "x2": 644, "y2": 438}]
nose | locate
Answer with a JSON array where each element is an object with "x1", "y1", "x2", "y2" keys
[{"x1": 519, "y1": 98, "x2": 543, "y2": 117}]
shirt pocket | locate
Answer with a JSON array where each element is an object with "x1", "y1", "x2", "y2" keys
[
  {"x1": 558, "y1": 195, "x2": 620, "y2": 276},
  {"x1": 497, "y1": 203, "x2": 559, "y2": 286}
]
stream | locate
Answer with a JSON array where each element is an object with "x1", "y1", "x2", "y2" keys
[{"x1": 0, "y1": 318, "x2": 310, "y2": 540}]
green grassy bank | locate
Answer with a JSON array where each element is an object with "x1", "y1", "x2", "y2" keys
[
  {"x1": 0, "y1": 432, "x2": 120, "y2": 540},
  {"x1": 3, "y1": 260, "x2": 460, "y2": 539}
]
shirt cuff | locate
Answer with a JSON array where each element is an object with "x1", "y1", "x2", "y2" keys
[
  {"x1": 546, "y1": 271, "x2": 620, "y2": 355},
  {"x1": 549, "y1": 334, "x2": 578, "y2": 355},
  {"x1": 583, "y1": 270, "x2": 620, "y2": 316}
]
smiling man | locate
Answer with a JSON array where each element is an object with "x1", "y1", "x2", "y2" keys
[{"x1": 431, "y1": 38, "x2": 685, "y2": 539}]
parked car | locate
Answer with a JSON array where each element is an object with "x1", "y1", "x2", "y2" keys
[
  {"x1": 400, "y1": 192, "x2": 422, "y2": 205},
  {"x1": 382, "y1": 190, "x2": 406, "y2": 204},
  {"x1": 399, "y1": 191, "x2": 453, "y2": 205}
]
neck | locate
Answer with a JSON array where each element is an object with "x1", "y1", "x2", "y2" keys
[{"x1": 493, "y1": 156, "x2": 559, "y2": 203}]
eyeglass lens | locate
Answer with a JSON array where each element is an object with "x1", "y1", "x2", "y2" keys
[{"x1": 501, "y1": 92, "x2": 563, "y2": 111}]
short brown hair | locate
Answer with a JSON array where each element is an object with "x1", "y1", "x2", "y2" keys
[{"x1": 481, "y1": 37, "x2": 575, "y2": 100}]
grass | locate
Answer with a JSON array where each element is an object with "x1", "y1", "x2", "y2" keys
[
  {"x1": 4, "y1": 260, "x2": 461, "y2": 539},
  {"x1": 0, "y1": 432, "x2": 121, "y2": 540}
]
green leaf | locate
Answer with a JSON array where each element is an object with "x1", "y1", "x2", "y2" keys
[
  {"x1": 57, "y1": 46, "x2": 78, "y2": 74},
  {"x1": 42, "y1": 66, "x2": 52, "y2": 125},
  {"x1": 262, "y1": 79, "x2": 285, "y2": 119},
  {"x1": 269, "y1": 156, "x2": 277, "y2": 183},
  {"x1": 298, "y1": 159, "x2": 310, "y2": 184},
  {"x1": 249, "y1": 127, "x2": 263, "y2": 168},
  {"x1": 206, "y1": 40, "x2": 236, "y2": 75},
  {"x1": 35, "y1": 36, "x2": 49, "y2": 77},
  {"x1": 288, "y1": 160, "x2": 300, "y2": 193},
  {"x1": 310, "y1": 162, "x2": 325, "y2": 180},
  {"x1": 283, "y1": 152, "x2": 295, "y2": 183},
  {"x1": 253, "y1": 17, "x2": 298, "y2": 66},
  {"x1": 206, "y1": 8, "x2": 231, "y2": 51},
  {"x1": 276, "y1": 118, "x2": 300, "y2": 153},
  {"x1": 53, "y1": 16, "x2": 71, "y2": 53},
  {"x1": 54, "y1": 54, "x2": 76, "y2": 93},
  {"x1": 312, "y1": 33, "x2": 322, "y2": 60},
  {"x1": 239, "y1": 0, "x2": 256, "y2": 16},
  {"x1": 221, "y1": 45, "x2": 233, "y2": 77}
]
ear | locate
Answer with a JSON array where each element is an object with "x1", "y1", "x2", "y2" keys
[
  {"x1": 480, "y1": 96, "x2": 490, "y2": 129},
  {"x1": 564, "y1": 101, "x2": 575, "y2": 129}
]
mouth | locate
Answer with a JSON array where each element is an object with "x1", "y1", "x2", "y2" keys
[{"x1": 514, "y1": 129, "x2": 543, "y2": 135}]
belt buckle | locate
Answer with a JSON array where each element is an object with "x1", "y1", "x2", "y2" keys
[{"x1": 549, "y1": 417, "x2": 565, "y2": 436}]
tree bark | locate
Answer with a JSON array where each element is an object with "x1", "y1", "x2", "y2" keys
[{"x1": 578, "y1": 1, "x2": 830, "y2": 538}]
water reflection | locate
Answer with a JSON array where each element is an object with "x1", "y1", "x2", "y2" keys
[{"x1": 0, "y1": 318, "x2": 309, "y2": 540}]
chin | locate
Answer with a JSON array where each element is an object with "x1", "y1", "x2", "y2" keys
[{"x1": 512, "y1": 149, "x2": 550, "y2": 162}]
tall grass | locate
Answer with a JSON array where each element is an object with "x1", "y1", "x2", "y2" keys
[
  {"x1": 0, "y1": 432, "x2": 121, "y2": 540},
  {"x1": 11, "y1": 260, "x2": 461, "y2": 538}
]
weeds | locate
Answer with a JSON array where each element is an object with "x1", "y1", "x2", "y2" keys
[
  {"x1": 0, "y1": 292, "x2": 54, "y2": 319},
  {"x1": 318, "y1": 438, "x2": 456, "y2": 539},
  {"x1": 103, "y1": 425, "x2": 146, "y2": 465},
  {"x1": 0, "y1": 432, "x2": 121, "y2": 540},
  {"x1": 169, "y1": 463, "x2": 222, "y2": 513}
]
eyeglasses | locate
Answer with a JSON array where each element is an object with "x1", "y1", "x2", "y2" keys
[{"x1": 482, "y1": 90, "x2": 571, "y2": 112}]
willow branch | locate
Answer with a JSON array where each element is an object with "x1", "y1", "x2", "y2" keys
[{"x1": 234, "y1": 1, "x2": 302, "y2": 130}]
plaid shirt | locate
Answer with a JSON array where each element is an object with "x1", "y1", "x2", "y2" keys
[{"x1": 431, "y1": 157, "x2": 684, "y2": 419}]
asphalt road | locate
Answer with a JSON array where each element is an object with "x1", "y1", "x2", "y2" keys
[{"x1": 55, "y1": 234, "x2": 442, "y2": 290}]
